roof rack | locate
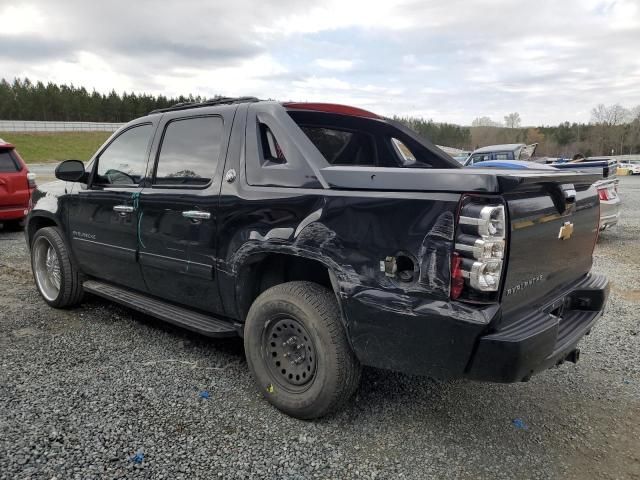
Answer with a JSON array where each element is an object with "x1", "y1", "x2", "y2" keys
[{"x1": 149, "y1": 96, "x2": 260, "y2": 114}]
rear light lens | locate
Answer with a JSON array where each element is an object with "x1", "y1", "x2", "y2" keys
[
  {"x1": 455, "y1": 234, "x2": 505, "y2": 260},
  {"x1": 468, "y1": 259, "x2": 502, "y2": 291},
  {"x1": 459, "y1": 205, "x2": 506, "y2": 237},
  {"x1": 597, "y1": 188, "x2": 608, "y2": 201},
  {"x1": 450, "y1": 253, "x2": 464, "y2": 300},
  {"x1": 27, "y1": 172, "x2": 37, "y2": 188},
  {"x1": 451, "y1": 196, "x2": 507, "y2": 301}
]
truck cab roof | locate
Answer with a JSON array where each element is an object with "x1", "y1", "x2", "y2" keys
[{"x1": 471, "y1": 144, "x2": 525, "y2": 154}]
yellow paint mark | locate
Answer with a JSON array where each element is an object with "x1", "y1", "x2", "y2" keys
[
  {"x1": 512, "y1": 220, "x2": 535, "y2": 230},
  {"x1": 266, "y1": 384, "x2": 274, "y2": 394}
]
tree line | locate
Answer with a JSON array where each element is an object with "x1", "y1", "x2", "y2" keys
[
  {"x1": 1, "y1": 77, "x2": 639, "y2": 156},
  {"x1": 400, "y1": 104, "x2": 640, "y2": 157},
  {"x1": 0, "y1": 78, "x2": 207, "y2": 122}
]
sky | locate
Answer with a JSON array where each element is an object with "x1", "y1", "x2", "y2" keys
[{"x1": 0, "y1": 0, "x2": 639, "y2": 126}]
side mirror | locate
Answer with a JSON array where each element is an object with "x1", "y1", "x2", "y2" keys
[{"x1": 55, "y1": 160, "x2": 87, "y2": 183}]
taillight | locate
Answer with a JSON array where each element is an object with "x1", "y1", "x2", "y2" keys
[
  {"x1": 451, "y1": 196, "x2": 507, "y2": 301},
  {"x1": 597, "y1": 188, "x2": 609, "y2": 201},
  {"x1": 450, "y1": 253, "x2": 464, "y2": 300},
  {"x1": 27, "y1": 172, "x2": 37, "y2": 189}
]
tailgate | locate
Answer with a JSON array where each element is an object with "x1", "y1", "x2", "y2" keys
[{"x1": 500, "y1": 176, "x2": 600, "y2": 317}]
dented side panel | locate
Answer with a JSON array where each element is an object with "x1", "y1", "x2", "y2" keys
[
  {"x1": 213, "y1": 109, "x2": 496, "y2": 377},
  {"x1": 215, "y1": 184, "x2": 499, "y2": 377}
]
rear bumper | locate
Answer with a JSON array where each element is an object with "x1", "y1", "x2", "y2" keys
[
  {"x1": 0, "y1": 204, "x2": 29, "y2": 221},
  {"x1": 343, "y1": 273, "x2": 608, "y2": 382},
  {"x1": 466, "y1": 274, "x2": 609, "y2": 382}
]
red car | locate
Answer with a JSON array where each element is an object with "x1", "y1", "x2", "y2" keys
[{"x1": 0, "y1": 139, "x2": 36, "y2": 227}]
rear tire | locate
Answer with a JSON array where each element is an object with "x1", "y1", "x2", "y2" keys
[
  {"x1": 31, "y1": 226, "x2": 84, "y2": 308},
  {"x1": 244, "y1": 281, "x2": 361, "y2": 419}
]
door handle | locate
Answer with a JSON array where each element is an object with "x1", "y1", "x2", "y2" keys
[
  {"x1": 113, "y1": 205, "x2": 135, "y2": 214},
  {"x1": 182, "y1": 210, "x2": 211, "y2": 220}
]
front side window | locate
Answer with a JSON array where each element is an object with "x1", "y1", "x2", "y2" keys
[
  {"x1": 154, "y1": 116, "x2": 223, "y2": 186},
  {"x1": 96, "y1": 124, "x2": 153, "y2": 185},
  {"x1": 0, "y1": 151, "x2": 18, "y2": 172}
]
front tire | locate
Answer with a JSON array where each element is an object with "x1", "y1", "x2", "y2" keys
[
  {"x1": 31, "y1": 227, "x2": 84, "y2": 308},
  {"x1": 244, "y1": 281, "x2": 361, "y2": 419}
]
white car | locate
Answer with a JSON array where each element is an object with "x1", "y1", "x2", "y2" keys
[{"x1": 619, "y1": 162, "x2": 640, "y2": 175}]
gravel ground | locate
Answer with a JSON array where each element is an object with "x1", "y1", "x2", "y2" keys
[{"x1": 1, "y1": 178, "x2": 639, "y2": 479}]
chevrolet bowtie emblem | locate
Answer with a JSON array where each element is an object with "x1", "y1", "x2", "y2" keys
[{"x1": 558, "y1": 221, "x2": 574, "y2": 240}]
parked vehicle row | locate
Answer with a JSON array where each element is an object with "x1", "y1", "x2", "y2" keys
[
  {"x1": 25, "y1": 98, "x2": 608, "y2": 418},
  {"x1": 463, "y1": 143, "x2": 538, "y2": 165},
  {"x1": 464, "y1": 144, "x2": 622, "y2": 231},
  {"x1": 619, "y1": 161, "x2": 640, "y2": 175}
]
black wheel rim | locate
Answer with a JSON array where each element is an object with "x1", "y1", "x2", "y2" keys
[{"x1": 262, "y1": 316, "x2": 317, "y2": 392}]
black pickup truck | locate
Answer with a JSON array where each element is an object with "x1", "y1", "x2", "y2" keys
[{"x1": 26, "y1": 98, "x2": 609, "y2": 419}]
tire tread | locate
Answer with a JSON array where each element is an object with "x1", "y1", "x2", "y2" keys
[
  {"x1": 245, "y1": 281, "x2": 361, "y2": 418},
  {"x1": 32, "y1": 227, "x2": 84, "y2": 308}
]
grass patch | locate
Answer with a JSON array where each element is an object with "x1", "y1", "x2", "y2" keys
[{"x1": 0, "y1": 131, "x2": 112, "y2": 163}]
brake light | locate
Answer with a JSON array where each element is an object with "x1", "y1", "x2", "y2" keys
[
  {"x1": 597, "y1": 188, "x2": 609, "y2": 201},
  {"x1": 451, "y1": 196, "x2": 507, "y2": 302}
]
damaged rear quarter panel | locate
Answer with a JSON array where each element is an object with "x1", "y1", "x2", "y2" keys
[{"x1": 217, "y1": 183, "x2": 490, "y2": 378}]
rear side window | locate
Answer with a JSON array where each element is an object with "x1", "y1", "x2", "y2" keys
[
  {"x1": 0, "y1": 151, "x2": 19, "y2": 172},
  {"x1": 154, "y1": 116, "x2": 223, "y2": 186},
  {"x1": 300, "y1": 126, "x2": 375, "y2": 166},
  {"x1": 96, "y1": 124, "x2": 153, "y2": 185},
  {"x1": 259, "y1": 123, "x2": 286, "y2": 165}
]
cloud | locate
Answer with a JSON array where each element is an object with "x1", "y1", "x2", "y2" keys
[
  {"x1": 313, "y1": 59, "x2": 354, "y2": 71},
  {"x1": 0, "y1": 5, "x2": 46, "y2": 35},
  {"x1": 0, "y1": 0, "x2": 639, "y2": 125}
]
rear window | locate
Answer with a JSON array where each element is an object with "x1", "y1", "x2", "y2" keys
[
  {"x1": 299, "y1": 126, "x2": 375, "y2": 166},
  {"x1": 0, "y1": 151, "x2": 19, "y2": 172},
  {"x1": 287, "y1": 110, "x2": 463, "y2": 169}
]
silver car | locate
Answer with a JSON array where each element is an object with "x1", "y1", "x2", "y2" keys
[{"x1": 596, "y1": 178, "x2": 621, "y2": 230}]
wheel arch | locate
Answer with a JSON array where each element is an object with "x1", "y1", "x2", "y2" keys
[
  {"x1": 26, "y1": 213, "x2": 62, "y2": 247},
  {"x1": 233, "y1": 250, "x2": 346, "y2": 324}
]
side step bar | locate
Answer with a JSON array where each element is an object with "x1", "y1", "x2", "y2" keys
[{"x1": 83, "y1": 280, "x2": 238, "y2": 338}]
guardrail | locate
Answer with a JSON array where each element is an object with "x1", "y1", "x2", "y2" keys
[{"x1": 0, "y1": 120, "x2": 124, "y2": 132}]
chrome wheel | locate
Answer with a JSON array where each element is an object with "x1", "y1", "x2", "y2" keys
[{"x1": 33, "y1": 236, "x2": 61, "y2": 301}]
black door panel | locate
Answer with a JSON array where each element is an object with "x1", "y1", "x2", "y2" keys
[
  {"x1": 139, "y1": 110, "x2": 234, "y2": 314},
  {"x1": 69, "y1": 122, "x2": 158, "y2": 290}
]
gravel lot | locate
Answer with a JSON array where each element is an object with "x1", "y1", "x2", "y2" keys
[{"x1": 1, "y1": 178, "x2": 639, "y2": 479}]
